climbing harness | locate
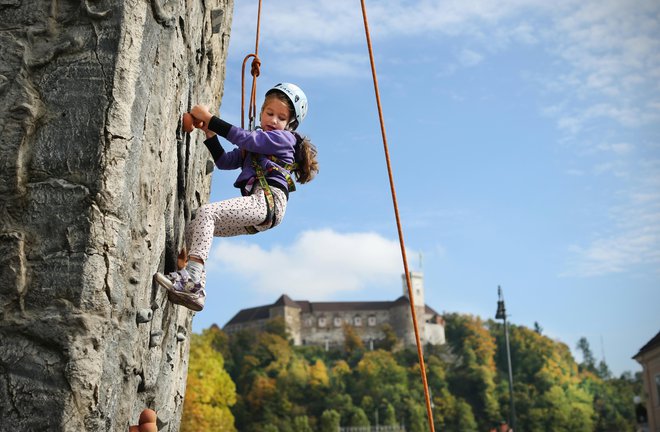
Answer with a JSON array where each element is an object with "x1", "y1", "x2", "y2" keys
[
  {"x1": 244, "y1": 153, "x2": 298, "y2": 234},
  {"x1": 360, "y1": 0, "x2": 436, "y2": 430}
]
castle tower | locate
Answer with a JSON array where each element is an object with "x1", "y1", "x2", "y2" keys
[
  {"x1": 396, "y1": 271, "x2": 427, "y2": 345},
  {"x1": 402, "y1": 271, "x2": 425, "y2": 308}
]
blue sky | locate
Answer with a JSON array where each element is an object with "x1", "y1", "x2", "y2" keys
[{"x1": 191, "y1": 0, "x2": 660, "y2": 377}]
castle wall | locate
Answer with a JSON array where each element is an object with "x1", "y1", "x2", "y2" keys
[
  {"x1": 271, "y1": 305, "x2": 302, "y2": 345},
  {"x1": 300, "y1": 309, "x2": 391, "y2": 348},
  {"x1": 425, "y1": 323, "x2": 446, "y2": 345}
]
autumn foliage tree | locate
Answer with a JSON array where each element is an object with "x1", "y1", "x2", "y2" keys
[
  {"x1": 185, "y1": 314, "x2": 642, "y2": 431},
  {"x1": 180, "y1": 327, "x2": 236, "y2": 432}
]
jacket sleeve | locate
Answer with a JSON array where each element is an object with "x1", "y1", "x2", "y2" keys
[
  {"x1": 207, "y1": 116, "x2": 233, "y2": 138},
  {"x1": 225, "y1": 127, "x2": 296, "y2": 154},
  {"x1": 203, "y1": 136, "x2": 242, "y2": 170}
]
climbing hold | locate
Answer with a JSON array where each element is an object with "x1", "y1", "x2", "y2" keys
[
  {"x1": 176, "y1": 332, "x2": 186, "y2": 342},
  {"x1": 129, "y1": 408, "x2": 158, "y2": 432},
  {"x1": 182, "y1": 112, "x2": 204, "y2": 133},
  {"x1": 149, "y1": 330, "x2": 163, "y2": 348},
  {"x1": 136, "y1": 309, "x2": 153, "y2": 324},
  {"x1": 139, "y1": 409, "x2": 157, "y2": 425}
]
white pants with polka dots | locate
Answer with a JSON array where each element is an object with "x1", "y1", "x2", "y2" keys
[{"x1": 185, "y1": 185, "x2": 287, "y2": 263}]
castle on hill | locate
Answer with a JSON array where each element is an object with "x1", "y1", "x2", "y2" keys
[{"x1": 223, "y1": 272, "x2": 445, "y2": 349}]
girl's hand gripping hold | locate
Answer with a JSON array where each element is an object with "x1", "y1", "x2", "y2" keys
[{"x1": 182, "y1": 112, "x2": 204, "y2": 133}]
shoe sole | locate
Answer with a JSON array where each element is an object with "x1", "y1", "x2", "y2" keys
[
  {"x1": 153, "y1": 272, "x2": 204, "y2": 312},
  {"x1": 154, "y1": 272, "x2": 174, "y2": 290}
]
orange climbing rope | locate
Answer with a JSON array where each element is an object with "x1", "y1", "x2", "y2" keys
[
  {"x1": 359, "y1": 1, "x2": 436, "y2": 431},
  {"x1": 241, "y1": 0, "x2": 263, "y2": 130}
]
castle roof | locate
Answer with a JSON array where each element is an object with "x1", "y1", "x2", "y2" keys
[
  {"x1": 273, "y1": 294, "x2": 300, "y2": 308},
  {"x1": 224, "y1": 294, "x2": 443, "y2": 327},
  {"x1": 225, "y1": 304, "x2": 270, "y2": 326}
]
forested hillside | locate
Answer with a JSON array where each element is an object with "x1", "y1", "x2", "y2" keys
[{"x1": 180, "y1": 314, "x2": 642, "y2": 431}]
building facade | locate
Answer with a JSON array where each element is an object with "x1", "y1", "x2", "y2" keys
[
  {"x1": 224, "y1": 272, "x2": 445, "y2": 349},
  {"x1": 634, "y1": 330, "x2": 660, "y2": 432}
]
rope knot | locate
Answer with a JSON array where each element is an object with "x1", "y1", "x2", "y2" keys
[{"x1": 250, "y1": 57, "x2": 261, "y2": 77}]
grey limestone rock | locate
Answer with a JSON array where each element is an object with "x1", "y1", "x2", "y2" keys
[{"x1": 0, "y1": 0, "x2": 233, "y2": 429}]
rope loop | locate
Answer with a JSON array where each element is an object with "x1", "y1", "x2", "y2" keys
[{"x1": 241, "y1": 53, "x2": 262, "y2": 129}]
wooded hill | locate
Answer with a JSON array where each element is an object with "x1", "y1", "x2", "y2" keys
[{"x1": 180, "y1": 313, "x2": 643, "y2": 431}]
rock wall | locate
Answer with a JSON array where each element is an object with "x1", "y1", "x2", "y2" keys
[{"x1": 0, "y1": 0, "x2": 233, "y2": 429}]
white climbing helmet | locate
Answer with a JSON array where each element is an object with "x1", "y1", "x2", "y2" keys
[{"x1": 266, "y1": 83, "x2": 308, "y2": 130}]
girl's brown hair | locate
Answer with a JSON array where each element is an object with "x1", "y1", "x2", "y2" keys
[
  {"x1": 292, "y1": 133, "x2": 318, "y2": 184},
  {"x1": 264, "y1": 92, "x2": 319, "y2": 184}
]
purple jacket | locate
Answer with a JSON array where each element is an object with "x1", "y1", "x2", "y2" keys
[{"x1": 204, "y1": 116, "x2": 297, "y2": 197}]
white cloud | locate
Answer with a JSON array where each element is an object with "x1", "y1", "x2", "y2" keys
[
  {"x1": 206, "y1": 229, "x2": 409, "y2": 299},
  {"x1": 595, "y1": 142, "x2": 633, "y2": 155},
  {"x1": 229, "y1": 0, "x2": 552, "y2": 56},
  {"x1": 458, "y1": 49, "x2": 484, "y2": 67},
  {"x1": 564, "y1": 227, "x2": 660, "y2": 277},
  {"x1": 562, "y1": 161, "x2": 660, "y2": 277},
  {"x1": 273, "y1": 53, "x2": 369, "y2": 79},
  {"x1": 544, "y1": 0, "x2": 660, "y2": 132}
]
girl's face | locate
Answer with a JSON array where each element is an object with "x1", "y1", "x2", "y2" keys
[{"x1": 260, "y1": 97, "x2": 291, "y2": 132}]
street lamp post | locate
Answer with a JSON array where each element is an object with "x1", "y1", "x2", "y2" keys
[{"x1": 496, "y1": 285, "x2": 517, "y2": 431}]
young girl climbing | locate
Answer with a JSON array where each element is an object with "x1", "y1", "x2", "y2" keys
[{"x1": 154, "y1": 83, "x2": 318, "y2": 311}]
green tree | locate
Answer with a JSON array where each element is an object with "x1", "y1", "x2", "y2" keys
[
  {"x1": 453, "y1": 398, "x2": 478, "y2": 432},
  {"x1": 576, "y1": 337, "x2": 596, "y2": 372},
  {"x1": 320, "y1": 409, "x2": 341, "y2": 432},
  {"x1": 405, "y1": 399, "x2": 428, "y2": 432},
  {"x1": 343, "y1": 323, "x2": 364, "y2": 355},
  {"x1": 348, "y1": 407, "x2": 370, "y2": 427},
  {"x1": 445, "y1": 313, "x2": 499, "y2": 429},
  {"x1": 383, "y1": 402, "x2": 397, "y2": 425},
  {"x1": 534, "y1": 321, "x2": 543, "y2": 335},
  {"x1": 496, "y1": 324, "x2": 594, "y2": 431},
  {"x1": 581, "y1": 369, "x2": 637, "y2": 432},
  {"x1": 378, "y1": 323, "x2": 399, "y2": 351},
  {"x1": 352, "y1": 350, "x2": 409, "y2": 412},
  {"x1": 292, "y1": 415, "x2": 313, "y2": 432}
]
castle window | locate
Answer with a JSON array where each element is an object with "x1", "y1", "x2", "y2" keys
[
  {"x1": 333, "y1": 316, "x2": 343, "y2": 327},
  {"x1": 304, "y1": 317, "x2": 313, "y2": 327},
  {"x1": 368, "y1": 315, "x2": 377, "y2": 326},
  {"x1": 318, "y1": 316, "x2": 327, "y2": 327},
  {"x1": 354, "y1": 316, "x2": 362, "y2": 327}
]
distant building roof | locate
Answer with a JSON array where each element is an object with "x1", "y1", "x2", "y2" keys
[
  {"x1": 633, "y1": 330, "x2": 660, "y2": 360},
  {"x1": 273, "y1": 294, "x2": 300, "y2": 308},
  {"x1": 224, "y1": 294, "x2": 441, "y2": 327},
  {"x1": 225, "y1": 305, "x2": 270, "y2": 326}
]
